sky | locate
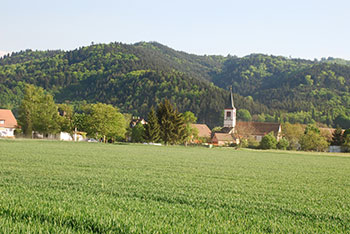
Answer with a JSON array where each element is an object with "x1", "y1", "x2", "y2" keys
[{"x1": 1, "y1": 0, "x2": 350, "y2": 59}]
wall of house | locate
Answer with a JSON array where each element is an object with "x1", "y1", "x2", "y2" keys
[{"x1": 0, "y1": 127, "x2": 15, "y2": 138}]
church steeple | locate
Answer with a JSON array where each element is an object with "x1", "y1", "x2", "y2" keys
[
  {"x1": 224, "y1": 87, "x2": 236, "y2": 128},
  {"x1": 230, "y1": 87, "x2": 234, "y2": 109}
]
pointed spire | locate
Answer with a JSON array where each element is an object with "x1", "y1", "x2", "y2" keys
[{"x1": 230, "y1": 86, "x2": 234, "y2": 108}]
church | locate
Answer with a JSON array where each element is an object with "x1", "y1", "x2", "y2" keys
[{"x1": 211, "y1": 89, "x2": 282, "y2": 146}]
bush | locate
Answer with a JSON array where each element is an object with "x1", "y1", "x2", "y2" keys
[
  {"x1": 259, "y1": 132, "x2": 277, "y2": 149},
  {"x1": 239, "y1": 139, "x2": 249, "y2": 148},
  {"x1": 247, "y1": 137, "x2": 260, "y2": 149},
  {"x1": 300, "y1": 131, "x2": 329, "y2": 152},
  {"x1": 277, "y1": 138, "x2": 289, "y2": 150}
]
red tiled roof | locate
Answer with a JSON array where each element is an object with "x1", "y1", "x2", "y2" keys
[
  {"x1": 0, "y1": 109, "x2": 17, "y2": 128},
  {"x1": 213, "y1": 133, "x2": 234, "y2": 141},
  {"x1": 236, "y1": 121, "x2": 281, "y2": 136},
  {"x1": 191, "y1": 124, "x2": 211, "y2": 138}
]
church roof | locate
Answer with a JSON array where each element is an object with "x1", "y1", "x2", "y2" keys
[{"x1": 236, "y1": 122, "x2": 281, "y2": 136}]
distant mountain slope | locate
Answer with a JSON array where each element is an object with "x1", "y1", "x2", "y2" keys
[
  {"x1": 1, "y1": 42, "x2": 350, "y2": 127},
  {"x1": 0, "y1": 42, "x2": 267, "y2": 127},
  {"x1": 211, "y1": 54, "x2": 350, "y2": 123}
]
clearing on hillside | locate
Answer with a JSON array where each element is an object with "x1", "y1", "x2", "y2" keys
[{"x1": 0, "y1": 139, "x2": 349, "y2": 233}]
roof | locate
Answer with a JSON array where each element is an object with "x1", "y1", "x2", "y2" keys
[
  {"x1": 219, "y1": 127, "x2": 234, "y2": 134},
  {"x1": 236, "y1": 121, "x2": 281, "y2": 136},
  {"x1": 0, "y1": 109, "x2": 17, "y2": 128},
  {"x1": 191, "y1": 124, "x2": 211, "y2": 138},
  {"x1": 213, "y1": 133, "x2": 234, "y2": 141},
  {"x1": 319, "y1": 127, "x2": 336, "y2": 135},
  {"x1": 226, "y1": 87, "x2": 235, "y2": 109}
]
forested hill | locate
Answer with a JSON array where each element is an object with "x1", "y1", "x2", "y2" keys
[
  {"x1": 0, "y1": 42, "x2": 267, "y2": 127},
  {"x1": 1, "y1": 41, "x2": 350, "y2": 127}
]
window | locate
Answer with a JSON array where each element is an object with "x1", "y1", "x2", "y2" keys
[
  {"x1": 0, "y1": 120, "x2": 4, "y2": 124},
  {"x1": 226, "y1": 112, "x2": 231, "y2": 118}
]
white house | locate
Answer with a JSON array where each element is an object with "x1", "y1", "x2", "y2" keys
[{"x1": 0, "y1": 109, "x2": 17, "y2": 138}]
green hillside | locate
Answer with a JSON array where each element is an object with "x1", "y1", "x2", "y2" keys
[
  {"x1": 1, "y1": 42, "x2": 350, "y2": 127},
  {"x1": 0, "y1": 42, "x2": 267, "y2": 127}
]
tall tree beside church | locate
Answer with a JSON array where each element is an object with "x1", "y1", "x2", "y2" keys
[
  {"x1": 18, "y1": 84, "x2": 60, "y2": 137},
  {"x1": 144, "y1": 106, "x2": 161, "y2": 143},
  {"x1": 156, "y1": 99, "x2": 186, "y2": 145}
]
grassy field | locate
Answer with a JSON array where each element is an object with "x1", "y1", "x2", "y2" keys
[{"x1": 0, "y1": 139, "x2": 349, "y2": 233}]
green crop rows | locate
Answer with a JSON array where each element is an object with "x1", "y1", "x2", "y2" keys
[{"x1": 0, "y1": 139, "x2": 349, "y2": 233}]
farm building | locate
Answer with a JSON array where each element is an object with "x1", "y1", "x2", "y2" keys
[
  {"x1": 190, "y1": 124, "x2": 211, "y2": 143},
  {"x1": 235, "y1": 122, "x2": 282, "y2": 142},
  {"x1": 0, "y1": 109, "x2": 18, "y2": 138},
  {"x1": 212, "y1": 133, "x2": 237, "y2": 146}
]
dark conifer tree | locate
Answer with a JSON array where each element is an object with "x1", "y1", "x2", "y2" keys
[
  {"x1": 156, "y1": 99, "x2": 186, "y2": 145},
  {"x1": 331, "y1": 126, "x2": 344, "y2": 146},
  {"x1": 144, "y1": 106, "x2": 161, "y2": 143}
]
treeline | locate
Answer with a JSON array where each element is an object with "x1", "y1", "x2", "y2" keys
[
  {"x1": 18, "y1": 84, "x2": 198, "y2": 144},
  {"x1": 18, "y1": 84, "x2": 126, "y2": 142},
  {"x1": 2, "y1": 42, "x2": 350, "y2": 128},
  {"x1": 240, "y1": 123, "x2": 349, "y2": 152},
  {"x1": 213, "y1": 54, "x2": 350, "y2": 127}
]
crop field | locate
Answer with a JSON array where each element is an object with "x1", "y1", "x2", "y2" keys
[{"x1": 0, "y1": 139, "x2": 349, "y2": 233}]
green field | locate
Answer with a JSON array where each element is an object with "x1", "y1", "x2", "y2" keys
[{"x1": 0, "y1": 140, "x2": 349, "y2": 233}]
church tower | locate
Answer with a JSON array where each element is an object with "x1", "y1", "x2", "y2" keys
[{"x1": 223, "y1": 87, "x2": 236, "y2": 128}]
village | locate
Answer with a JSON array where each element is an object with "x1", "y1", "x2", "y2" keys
[{"x1": 0, "y1": 86, "x2": 346, "y2": 152}]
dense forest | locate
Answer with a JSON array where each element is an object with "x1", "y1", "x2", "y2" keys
[{"x1": 1, "y1": 42, "x2": 350, "y2": 128}]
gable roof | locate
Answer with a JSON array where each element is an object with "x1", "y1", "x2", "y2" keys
[
  {"x1": 0, "y1": 109, "x2": 17, "y2": 128},
  {"x1": 213, "y1": 133, "x2": 234, "y2": 142},
  {"x1": 191, "y1": 124, "x2": 211, "y2": 138},
  {"x1": 219, "y1": 127, "x2": 235, "y2": 134},
  {"x1": 236, "y1": 121, "x2": 281, "y2": 136}
]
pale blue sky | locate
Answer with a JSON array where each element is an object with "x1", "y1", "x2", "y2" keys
[{"x1": 1, "y1": 0, "x2": 350, "y2": 59}]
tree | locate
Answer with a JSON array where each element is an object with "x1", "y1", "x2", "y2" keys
[
  {"x1": 156, "y1": 99, "x2": 186, "y2": 145},
  {"x1": 259, "y1": 132, "x2": 277, "y2": 149},
  {"x1": 342, "y1": 134, "x2": 350, "y2": 152},
  {"x1": 83, "y1": 103, "x2": 126, "y2": 142},
  {"x1": 282, "y1": 122, "x2": 304, "y2": 150},
  {"x1": 237, "y1": 109, "x2": 252, "y2": 121},
  {"x1": 300, "y1": 130, "x2": 329, "y2": 151},
  {"x1": 18, "y1": 84, "x2": 60, "y2": 137},
  {"x1": 331, "y1": 126, "x2": 344, "y2": 146},
  {"x1": 334, "y1": 114, "x2": 350, "y2": 129},
  {"x1": 57, "y1": 104, "x2": 75, "y2": 137},
  {"x1": 144, "y1": 107, "x2": 161, "y2": 143},
  {"x1": 304, "y1": 124, "x2": 320, "y2": 134},
  {"x1": 277, "y1": 138, "x2": 290, "y2": 150},
  {"x1": 183, "y1": 111, "x2": 198, "y2": 146},
  {"x1": 131, "y1": 122, "x2": 145, "y2": 143}
]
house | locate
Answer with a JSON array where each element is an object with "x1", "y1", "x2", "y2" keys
[
  {"x1": 212, "y1": 133, "x2": 236, "y2": 146},
  {"x1": 0, "y1": 109, "x2": 18, "y2": 138},
  {"x1": 130, "y1": 117, "x2": 147, "y2": 128},
  {"x1": 33, "y1": 131, "x2": 86, "y2": 141},
  {"x1": 235, "y1": 121, "x2": 282, "y2": 142},
  {"x1": 190, "y1": 124, "x2": 211, "y2": 142}
]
